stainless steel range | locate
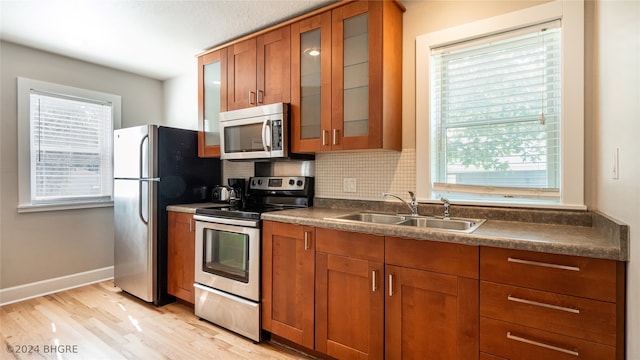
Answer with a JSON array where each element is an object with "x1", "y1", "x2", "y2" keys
[{"x1": 193, "y1": 176, "x2": 314, "y2": 342}]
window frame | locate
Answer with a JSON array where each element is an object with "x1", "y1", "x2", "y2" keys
[
  {"x1": 17, "y1": 77, "x2": 122, "y2": 212},
  {"x1": 415, "y1": 0, "x2": 585, "y2": 210}
]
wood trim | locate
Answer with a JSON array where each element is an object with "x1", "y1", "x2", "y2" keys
[{"x1": 615, "y1": 261, "x2": 626, "y2": 360}]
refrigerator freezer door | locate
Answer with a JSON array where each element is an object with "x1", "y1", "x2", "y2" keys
[{"x1": 114, "y1": 125, "x2": 156, "y2": 180}]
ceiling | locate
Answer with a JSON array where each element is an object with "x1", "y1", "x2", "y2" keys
[{"x1": 0, "y1": 0, "x2": 337, "y2": 81}]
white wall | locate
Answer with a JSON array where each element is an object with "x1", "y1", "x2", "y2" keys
[
  {"x1": 163, "y1": 60, "x2": 199, "y2": 130},
  {"x1": 589, "y1": 1, "x2": 640, "y2": 358},
  {"x1": 0, "y1": 41, "x2": 164, "y2": 291}
]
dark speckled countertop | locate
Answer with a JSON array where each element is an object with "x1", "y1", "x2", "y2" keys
[
  {"x1": 261, "y1": 204, "x2": 629, "y2": 262},
  {"x1": 167, "y1": 199, "x2": 629, "y2": 261}
]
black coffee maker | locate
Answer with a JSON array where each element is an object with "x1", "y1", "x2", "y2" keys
[{"x1": 227, "y1": 178, "x2": 246, "y2": 207}]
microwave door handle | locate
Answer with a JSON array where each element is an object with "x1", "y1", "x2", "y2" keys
[{"x1": 262, "y1": 118, "x2": 271, "y2": 152}]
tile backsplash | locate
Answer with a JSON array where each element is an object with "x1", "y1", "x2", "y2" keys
[
  {"x1": 222, "y1": 148, "x2": 416, "y2": 201},
  {"x1": 315, "y1": 149, "x2": 415, "y2": 201}
]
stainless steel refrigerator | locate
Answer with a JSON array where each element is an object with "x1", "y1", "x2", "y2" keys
[{"x1": 114, "y1": 125, "x2": 220, "y2": 305}]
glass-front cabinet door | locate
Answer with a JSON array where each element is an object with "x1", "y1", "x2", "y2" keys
[
  {"x1": 332, "y1": 1, "x2": 372, "y2": 150},
  {"x1": 198, "y1": 49, "x2": 227, "y2": 157},
  {"x1": 291, "y1": 11, "x2": 332, "y2": 153}
]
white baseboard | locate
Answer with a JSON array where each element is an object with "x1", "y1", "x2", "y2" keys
[{"x1": 0, "y1": 266, "x2": 114, "y2": 306}]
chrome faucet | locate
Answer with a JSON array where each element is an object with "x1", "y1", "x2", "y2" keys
[
  {"x1": 382, "y1": 191, "x2": 419, "y2": 216},
  {"x1": 440, "y1": 197, "x2": 451, "y2": 220}
]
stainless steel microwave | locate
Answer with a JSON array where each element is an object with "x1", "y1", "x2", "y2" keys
[{"x1": 219, "y1": 103, "x2": 288, "y2": 160}]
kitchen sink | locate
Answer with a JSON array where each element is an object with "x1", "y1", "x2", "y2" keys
[
  {"x1": 398, "y1": 217, "x2": 485, "y2": 232},
  {"x1": 326, "y1": 212, "x2": 485, "y2": 233},
  {"x1": 331, "y1": 212, "x2": 406, "y2": 225}
]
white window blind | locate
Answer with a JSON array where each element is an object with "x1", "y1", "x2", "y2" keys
[
  {"x1": 29, "y1": 91, "x2": 113, "y2": 204},
  {"x1": 430, "y1": 21, "x2": 562, "y2": 200}
]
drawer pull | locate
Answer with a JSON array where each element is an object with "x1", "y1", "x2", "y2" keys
[
  {"x1": 507, "y1": 332, "x2": 579, "y2": 356},
  {"x1": 508, "y1": 295, "x2": 580, "y2": 314},
  {"x1": 508, "y1": 257, "x2": 580, "y2": 272}
]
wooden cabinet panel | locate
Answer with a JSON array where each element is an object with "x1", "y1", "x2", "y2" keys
[
  {"x1": 385, "y1": 264, "x2": 479, "y2": 360},
  {"x1": 227, "y1": 38, "x2": 257, "y2": 110},
  {"x1": 481, "y1": 281, "x2": 617, "y2": 346},
  {"x1": 315, "y1": 252, "x2": 384, "y2": 359},
  {"x1": 257, "y1": 26, "x2": 291, "y2": 106},
  {"x1": 315, "y1": 227, "x2": 384, "y2": 262},
  {"x1": 386, "y1": 236, "x2": 479, "y2": 278},
  {"x1": 167, "y1": 211, "x2": 195, "y2": 303},
  {"x1": 480, "y1": 247, "x2": 618, "y2": 302},
  {"x1": 480, "y1": 317, "x2": 615, "y2": 360},
  {"x1": 228, "y1": 26, "x2": 290, "y2": 111},
  {"x1": 261, "y1": 221, "x2": 315, "y2": 349}
]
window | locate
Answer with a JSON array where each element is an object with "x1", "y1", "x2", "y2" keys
[
  {"x1": 18, "y1": 78, "x2": 122, "y2": 212},
  {"x1": 416, "y1": 0, "x2": 584, "y2": 209}
]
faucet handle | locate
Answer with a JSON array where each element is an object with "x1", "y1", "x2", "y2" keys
[{"x1": 408, "y1": 191, "x2": 416, "y2": 201}]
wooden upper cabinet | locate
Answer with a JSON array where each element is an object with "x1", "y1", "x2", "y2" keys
[
  {"x1": 227, "y1": 26, "x2": 291, "y2": 110},
  {"x1": 291, "y1": 11, "x2": 332, "y2": 152},
  {"x1": 291, "y1": 0, "x2": 403, "y2": 153},
  {"x1": 197, "y1": 49, "x2": 227, "y2": 157}
]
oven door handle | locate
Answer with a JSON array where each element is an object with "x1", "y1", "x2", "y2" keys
[{"x1": 193, "y1": 214, "x2": 259, "y2": 228}]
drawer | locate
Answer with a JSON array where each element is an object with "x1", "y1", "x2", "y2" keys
[
  {"x1": 480, "y1": 317, "x2": 615, "y2": 360},
  {"x1": 480, "y1": 247, "x2": 618, "y2": 302},
  {"x1": 481, "y1": 281, "x2": 617, "y2": 346},
  {"x1": 386, "y1": 236, "x2": 479, "y2": 278},
  {"x1": 315, "y1": 227, "x2": 384, "y2": 262}
]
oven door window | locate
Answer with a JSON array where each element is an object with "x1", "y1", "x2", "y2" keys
[{"x1": 202, "y1": 228, "x2": 249, "y2": 283}]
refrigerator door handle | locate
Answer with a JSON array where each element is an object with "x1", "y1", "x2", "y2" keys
[
  {"x1": 140, "y1": 134, "x2": 149, "y2": 179},
  {"x1": 138, "y1": 180, "x2": 148, "y2": 224}
]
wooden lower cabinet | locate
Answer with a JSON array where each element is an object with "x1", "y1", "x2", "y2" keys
[
  {"x1": 315, "y1": 227, "x2": 385, "y2": 359},
  {"x1": 479, "y1": 247, "x2": 625, "y2": 360},
  {"x1": 167, "y1": 211, "x2": 195, "y2": 303},
  {"x1": 261, "y1": 221, "x2": 315, "y2": 349},
  {"x1": 385, "y1": 236, "x2": 479, "y2": 360},
  {"x1": 385, "y1": 265, "x2": 479, "y2": 359}
]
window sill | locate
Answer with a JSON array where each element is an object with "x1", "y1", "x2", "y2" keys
[{"x1": 17, "y1": 201, "x2": 114, "y2": 213}]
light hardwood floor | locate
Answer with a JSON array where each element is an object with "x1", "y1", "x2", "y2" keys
[{"x1": 1, "y1": 281, "x2": 312, "y2": 359}]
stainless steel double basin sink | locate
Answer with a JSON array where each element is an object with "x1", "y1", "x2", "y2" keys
[{"x1": 325, "y1": 212, "x2": 485, "y2": 233}]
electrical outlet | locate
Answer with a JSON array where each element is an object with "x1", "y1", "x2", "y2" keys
[{"x1": 344, "y1": 178, "x2": 357, "y2": 193}]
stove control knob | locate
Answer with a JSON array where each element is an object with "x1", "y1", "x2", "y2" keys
[
  {"x1": 297, "y1": 180, "x2": 304, "y2": 186},
  {"x1": 258, "y1": 179, "x2": 263, "y2": 185},
  {"x1": 289, "y1": 179, "x2": 295, "y2": 186}
]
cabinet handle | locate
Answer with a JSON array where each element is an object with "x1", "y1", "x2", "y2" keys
[
  {"x1": 304, "y1": 231, "x2": 310, "y2": 250},
  {"x1": 506, "y1": 332, "x2": 579, "y2": 356},
  {"x1": 249, "y1": 91, "x2": 256, "y2": 105},
  {"x1": 388, "y1": 274, "x2": 394, "y2": 297},
  {"x1": 507, "y1": 257, "x2": 580, "y2": 272},
  {"x1": 257, "y1": 90, "x2": 264, "y2": 104},
  {"x1": 189, "y1": 218, "x2": 193, "y2": 232},
  {"x1": 322, "y1": 130, "x2": 328, "y2": 146},
  {"x1": 372, "y1": 270, "x2": 377, "y2": 292},
  {"x1": 507, "y1": 295, "x2": 580, "y2": 314},
  {"x1": 332, "y1": 129, "x2": 338, "y2": 145}
]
